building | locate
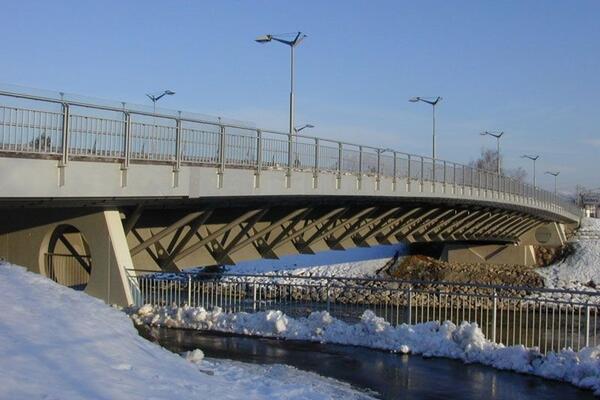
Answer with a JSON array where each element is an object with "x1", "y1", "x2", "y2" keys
[{"x1": 581, "y1": 191, "x2": 600, "y2": 218}]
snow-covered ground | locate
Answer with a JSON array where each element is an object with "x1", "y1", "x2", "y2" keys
[
  {"x1": 132, "y1": 304, "x2": 600, "y2": 395},
  {"x1": 0, "y1": 262, "x2": 374, "y2": 400},
  {"x1": 217, "y1": 244, "x2": 406, "y2": 277},
  {"x1": 538, "y1": 218, "x2": 600, "y2": 291}
]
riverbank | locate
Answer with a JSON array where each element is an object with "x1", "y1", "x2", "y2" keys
[{"x1": 0, "y1": 262, "x2": 375, "y2": 400}]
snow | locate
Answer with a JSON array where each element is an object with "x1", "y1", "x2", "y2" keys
[
  {"x1": 0, "y1": 262, "x2": 374, "y2": 400},
  {"x1": 214, "y1": 244, "x2": 406, "y2": 277},
  {"x1": 132, "y1": 304, "x2": 600, "y2": 395},
  {"x1": 538, "y1": 218, "x2": 600, "y2": 291}
]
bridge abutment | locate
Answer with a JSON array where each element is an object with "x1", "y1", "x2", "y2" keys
[
  {"x1": 441, "y1": 243, "x2": 537, "y2": 266},
  {"x1": 0, "y1": 211, "x2": 136, "y2": 306}
]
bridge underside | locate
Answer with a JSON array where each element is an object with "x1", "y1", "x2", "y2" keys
[{"x1": 0, "y1": 196, "x2": 571, "y2": 305}]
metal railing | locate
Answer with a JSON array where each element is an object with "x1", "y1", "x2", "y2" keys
[
  {"x1": 44, "y1": 253, "x2": 90, "y2": 290},
  {"x1": 0, "y1": 86, "x2": 581, "y2": 217},
  {"x1": 128, "y1": 271, "x2": 600, "y2": 354}
]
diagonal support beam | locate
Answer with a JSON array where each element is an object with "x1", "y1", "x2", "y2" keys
[
  {"x1": 427, "y1": 209, "x2": 468, "y2": 238},
  {"x1": 297, "y1": 209, "x2": 352, "y2": 251},
  {"x1": 131, "y1": 228, "x2": 160, "y2": 265},
  {"x1": 271, "y1": 208, "x2": 347, "y2": 251},
  {"x1": 362, "y1": 207, "x2": 423, "y2": 243},
  {"x1": 436, "y1": 210, "x2": 483, "y2": 240},
  {"x1": 481, "y1": 212, "x2": 520, "y2": 237},
  {"x1": 341, "y1": 207, "x2": 404, "y2": 245},
  {"x1": 130, "y1": 211, "x2": 206, "y2": 256},
  {"x1": 227, "y1": 208, "x2": 310, "y2": 255},
  {"x1": 407, "y1": 209, "x2": 454, "y2": 240},
  {"x1": 221, "y1": 208, "x2": 270, "y2": 254},
  {"x1": 123, "y1": 204, "x2": 144, "y2": 235},
  {"x1": 174, "y1": 209, "x2": 264, "y2": 262},
  {"x1": 450, "y1": 209, "x2": 491, "y2": 238},
  {"x1": 307, "y1": 207, "x2": 378, "y2": 249},
  {"x1": 58, "y1": 234, "x2": 91, "y2": 274},
  {"x1": 464, "y1": 211, "x2": 509, "y2": 239},
  {"x1": 392, "y1": 208, "x2": 441, "y2": 241},
  {"x1": 328, "y1": 207, "x2": 398, "y2": 248},
  {"x1": 261, "y1": 208, "x2": 313, "y2": 253}
]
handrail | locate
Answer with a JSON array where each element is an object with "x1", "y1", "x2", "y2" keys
[{"x1": 0, "y1": 86, "x2": 582, "y2": 218}]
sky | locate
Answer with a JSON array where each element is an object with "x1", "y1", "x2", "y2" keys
[{"x1": 1, "y1": 0, "x2": 598, "y2": 192}]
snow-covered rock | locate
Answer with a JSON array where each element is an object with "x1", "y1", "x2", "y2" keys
[
  {"x1": 538, "y1": 218, "x2": 600, "y2": 291},
  {"x1": 132, "y1": 304, "x2": 600, "y2": 395},
  {"x1": 0, "y1": 262, "x2": 374, "y2": 400}
]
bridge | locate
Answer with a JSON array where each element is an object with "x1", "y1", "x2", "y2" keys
[{"x1": 0, "y1": 86, "x2": 581, "y2": 306}]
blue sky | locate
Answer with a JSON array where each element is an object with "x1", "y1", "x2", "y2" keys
[{"x1": 1, "y1": 1, "x2": 598, "y2": 192}]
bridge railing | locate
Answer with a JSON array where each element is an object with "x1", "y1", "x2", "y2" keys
[
  {"x1": 0, "y1": 86, "x2": 581, "y2": 218},
  {"x1": 127, "y1": 270, "x2": 600, "y2": 354}
]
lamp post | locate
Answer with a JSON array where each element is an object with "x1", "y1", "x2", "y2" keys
[
  {"x1": 409, "y1": 96, "x2": 442, "y2": 160},
  {"x1": 146, "y1": 90, "x2": 175, "y2": 114},
  {"x1": 480, "y1": 131, "x2": 504, "y2": 175},
  {"x1": 521, "y1": 154, "x2": 540, "y2": 188},
  {"x1": 256, "y1": 32, "x2": 307, "y2": 177},
  {"x1": 545, "y1": 171, "x2": 560, "y2": 195},
  {"x1": 145, "y1": 90, "x2": 175, "y2": 155},
  {"x1": 293, "y1": 124, "x2": 314, "y2": 166}
]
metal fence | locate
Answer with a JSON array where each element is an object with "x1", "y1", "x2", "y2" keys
[
  {"x1": 127, "y1": 271, "x2": 600, "y2": 354},
  {"x1": 0, "y1": 87, "x2": 580, "y2": 217}
]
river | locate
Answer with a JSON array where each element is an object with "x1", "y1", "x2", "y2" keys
[{"x1": 137, "y1": 325, "x2": 595, "y2": 400}]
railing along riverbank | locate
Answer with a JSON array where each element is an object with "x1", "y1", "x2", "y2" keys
[
  {"x1": 0, "y1": 85, "x2": 580, "y2": 217},
  {"x1": 127, "y1": 270, "x2": 600, "y2": 355}
]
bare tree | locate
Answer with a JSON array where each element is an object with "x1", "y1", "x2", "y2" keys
[
  {"x1": 469, "y1": 148, "x2": 499, "y2": 172},
  {"x1": 469, "y1": 147, "x2": 527, "y2": 183}
]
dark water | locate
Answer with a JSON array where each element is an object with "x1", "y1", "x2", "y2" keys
[{"x1": 137, "y1": 325, "x2": 595, "y2": 400}]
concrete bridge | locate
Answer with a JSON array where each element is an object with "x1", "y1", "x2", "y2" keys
[{"x1": 0, "y1": 87, "x2": 581, "y2": 305}]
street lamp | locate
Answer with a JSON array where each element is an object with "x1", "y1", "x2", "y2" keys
[
  {"x1": 409, "y1": 96, "x2": 442, "y2": 160},
  {"x1": 545, "y1": 171, "x2": 560, "y2": 195},
  {"x1": 146, "y1": 90, "x2": 175, "y2": 114},
  {"x1": 294, "y1": 124, "x2": 314, "y2": 134},
  {"x1": 521, "y1": 154, "x2": 540, "y2": 188},
  {"x1": 256, "y1": 32, "x2": 307, "y2": 177},
  {"x1": 292, "y1": 124, "x2": 314, "y2": 166},
  {"x1": 480, "y1": 131, "x2": 504, "y2": 175}
]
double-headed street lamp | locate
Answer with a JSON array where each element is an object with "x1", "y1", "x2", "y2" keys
[
  {"x1": 146, "y1": 90, "x2": 175, "y2": 114},
  {"x1": 521, "y1": 154, "x2": 540, "y2": 188},
  {"x1": 409, "y1": 96, "x2": 442, "y2": 160},
  {"x1": 256, "y1": 32, "x2": 307, "y2": 177},
  {"x1": 480, "y1": 131, "x2": 504, "y2": 175},
  {"x1": 545, "y1": 171, "x2": 560, "y2": 195}
]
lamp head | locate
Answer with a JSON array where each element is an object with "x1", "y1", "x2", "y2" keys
[
  {"x1": 255, "y1": 35, "x2": 272, "y2": 43},
  {"x1": 409, "y1": 97, "x2": 420, "y2": 103}
]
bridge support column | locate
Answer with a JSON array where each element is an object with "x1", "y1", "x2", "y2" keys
[
  {"x1": 441, "y1": 243, "x2": 536, "y2": 266},
  {"x1": 0, "y1": 210, "x2": 136, "y2": 306}
]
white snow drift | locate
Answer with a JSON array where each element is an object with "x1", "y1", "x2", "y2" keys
[
  {"x1": 132, "y1": 304, "x2": 600, "y2": 395},
  {"x1": 539, "y1": 218, "x2": 600, "y2": 291},
  {"x1": 0, "y1": 263, "x2": 373, "y2": 400}
]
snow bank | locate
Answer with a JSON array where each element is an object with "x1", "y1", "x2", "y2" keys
[
  {"x1": 132, "y1": 304, "x2": 600, "y2": 395},
  {"x1": 539, "y1": 218, "x2": 600, "y2": 291},
  {"x1": 0, "y1": 263, "x2": 374, "y2": 400}
]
